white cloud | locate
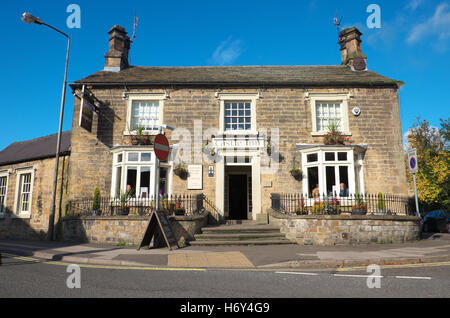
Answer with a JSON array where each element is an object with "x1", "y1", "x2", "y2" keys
[
  {"x1": 403, "y1": 130, "x2": 411, "y2": 152},
  {"x1": 405, "y1": 0, "x2": 424, "y2": 11},
  {"x1": 407, "y1": 3, "x2": 450, "y2": 49},
  {"x1": 209, "y1": 37, "x2": 244, "y2": 66}
]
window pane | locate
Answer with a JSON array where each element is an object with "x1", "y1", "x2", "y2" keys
[
  {"x1": 308, "y1": 167, "x2": 319, "y2": 198},
  {"x1": 338, "y1": 152, "x2": 347, "y2": 161},
  {"x1": 117, "y1": 154, "x2": 123, "y2": 163},
  {"x1": 139, "y1": 167, "x2": 150, "y2": 198},
  {"x1": 159, "y1": 167, "x2": 167, "y2": 196},
  {"x1": 141, "y1": 153, "x2": 151, "y2": 161},
  {"x1": 126, "y1": 167, "x2": 137, "y2": 197},
  {"x1": 19, "y1": 173, "x2": 32, "y2": 213},
  {"x1": 325, "y1": 152, "x2": 335, "y2": 161},
  {"x1": 339, "y1": 166, "x2": 349, "y2": 191},
  {"x1": 115, "y1": 167, "x2": 122, "y2": 197},
  {"x1": 225, "y1": 101, "x2": 251, "y2": 131},
  {"x1": 326, "y1": 166, "x2": 336, "y2": 195},
  {"x1": 128, "y1": 153, "x2": 139, "y2": 162},
  {"x1": 132, "y1": 101, "x2": 159, "y2": 131},
  {"x1": 316, "y1": 101, "x2": 343, "y2": 131},
  {"x1": 307, "y1": 153, "x2": 318, "y2": 162},
  {"x1": 0, "y1": 176, "x2": 6, "y2": 212}
]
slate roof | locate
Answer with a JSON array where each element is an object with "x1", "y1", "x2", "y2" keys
[
  {"x1": 73, "y1": 65, "x2": 400, "y2": 87},
  {"x1": 0, "y1": 131, "x2": 71, "y2": 166}
]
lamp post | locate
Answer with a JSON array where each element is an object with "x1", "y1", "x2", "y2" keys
[{"x1": 22, "y1": 12, "x2": 71, "y2": 241}]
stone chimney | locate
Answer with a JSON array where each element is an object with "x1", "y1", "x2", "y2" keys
[
  {"x1": 104, "y1": 25, "x2": 130, "y2": 72},
  {"x1": 338, "y1": 27, "x2": 367, "y2": 71}
]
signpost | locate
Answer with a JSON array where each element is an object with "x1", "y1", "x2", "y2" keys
[
  {"x1": 137, "y1": 210, "x2": 178, "y2": 250},
  {"x1": 138, "y1": 125, "x2": 175, "y2": 251},
  {"x1": 407, "y1": 148, "x2": 420, "y2": 217},
  {"x1": 154, "y1": 133, "x2": 169, "y2": 211}
]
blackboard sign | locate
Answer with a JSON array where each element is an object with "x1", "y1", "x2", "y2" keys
[{"x1": 138, "y1": 210, "x2": 178, "y2": 251}]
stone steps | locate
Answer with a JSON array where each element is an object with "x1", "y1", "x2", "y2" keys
[
  {"x1": 189, "y1": 239, "x2": 293, "y2": 246},
  {"x1": 191, "y1": 222, "x2": 294, "y2": 246}
]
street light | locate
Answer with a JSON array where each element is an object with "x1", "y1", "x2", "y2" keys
[{"x1": 22, "y1": 12, "x2": 71, "y2": 241}]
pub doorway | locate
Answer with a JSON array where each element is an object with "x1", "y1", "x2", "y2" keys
[{"x1": 225, "y1": 165, "x2": 252, "y2": 220}]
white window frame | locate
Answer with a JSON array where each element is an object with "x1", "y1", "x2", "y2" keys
[
  {"x1": 217, "y1": 93, "x2": 259, "y2": 135},
  {"x1": 111, "y1": 148, "x2": 173, "y2": 199},
  {"x1": 123, "y1": 93, "x2": 168, "y2": 136},
  {"x1": 305, "y1": 92, "x2": 352, "y2": 136},
  {"x1": 0, "y1": 170, "x2": 10, "y2": 217},
  {"x1": 13, "y1": 167, "x2": 35, "y2": 218},
  {"x1": 301, "y1": 147, "x2": 355, "y2": 197}
]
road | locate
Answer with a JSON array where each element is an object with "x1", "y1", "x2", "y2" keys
[{"x1": 0, "y1": 253, "x2": 449, "y2": 298}]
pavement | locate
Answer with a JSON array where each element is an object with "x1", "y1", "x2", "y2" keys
[{"x1": 1, "y1": 233, "x2": 450, "y2": 270}]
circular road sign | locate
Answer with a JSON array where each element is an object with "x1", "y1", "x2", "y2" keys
[
  {"x1": 154, "y1": 134, "x2": 170, "y2": 161},
  {"x1": 409, "y1": 157, "x2": 416, "y2": 170}
]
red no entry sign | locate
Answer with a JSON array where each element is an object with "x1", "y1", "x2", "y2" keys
[{"x1": 154, "y1": 134, "x2": 170, "y2": 161}]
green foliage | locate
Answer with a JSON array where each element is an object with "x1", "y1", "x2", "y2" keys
[
  {"x1": 406, "y1": 117, "x2": 450, "y2": 211},
  {"x1": 93, "y1": 187, "x2": 101, "y2": 211},
  {"x1": 377, "y1": 192, "x2": 386, "y2": 210},
  {"x1": 312, "y1": 202, "x2": 324, "y2": 215},
  {"x1": 323, "y1": 120, "x2": 352, "y2": 145}
]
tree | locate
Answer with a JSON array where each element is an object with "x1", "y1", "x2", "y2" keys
[{"x1": 406, "y1": 117, "x2": 450, "y2": 211}]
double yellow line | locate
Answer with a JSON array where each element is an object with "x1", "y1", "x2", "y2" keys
[{"x1": 1, "y1": 253, "x2": 205, "y2": 271}]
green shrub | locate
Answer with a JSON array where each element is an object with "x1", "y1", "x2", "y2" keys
[
  {"x1": 377, "y1": 192, "x2": 386, "y2": 210},
  {"x1": 93, "y1": 187, "x2": 101, "y2": 210}
]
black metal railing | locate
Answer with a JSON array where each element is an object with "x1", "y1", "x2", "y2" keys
[
  {"x1": 271, "y1": 193, "x2": 414, "y2": 216},
  {"x1": 67, "y1": 194, "x2": 202, "y2": 217}
]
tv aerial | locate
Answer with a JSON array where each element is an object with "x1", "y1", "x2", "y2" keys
[
  {"x1": 131, "y1": 11, "x2": 138, "y2": 42},
  {"x1": 333, "y1": 13, "x2": 343, "y2": 32}
]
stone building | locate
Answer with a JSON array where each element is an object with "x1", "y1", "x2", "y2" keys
[
  {"x1": 66, "y1": 25, "x2": 408, "y2": 224},
  {"x1": 0, "y1": 132, "x2": 71, "y2": 239}
]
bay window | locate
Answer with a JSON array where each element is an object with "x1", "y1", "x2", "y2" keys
[
  {"x1": 111, "y1": 149, "x2": 172, "y2": 199},
  {"x1": 301, "y1": 147, "x2": 357, "y2": 197}
]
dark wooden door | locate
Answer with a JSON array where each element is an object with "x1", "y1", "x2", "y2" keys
[{"x1": 228, "y1": 175, "x2": 247, "y2": 220}]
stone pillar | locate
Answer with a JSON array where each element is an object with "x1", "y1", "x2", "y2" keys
[
  {"x1": 251, "y1": 153, "x2": 262, "y2": 220},
  {"x1": 215, "y1": 157, "x2": 225, "y2": 218}
]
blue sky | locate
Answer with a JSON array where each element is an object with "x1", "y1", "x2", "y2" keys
[{"x1": 0, "y1": 0, "x2": 449, "y2": 150}]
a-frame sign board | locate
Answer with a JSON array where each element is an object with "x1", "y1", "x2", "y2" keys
[{"x1": 137, "y1": 210, "x2": 179, "y2": 251}]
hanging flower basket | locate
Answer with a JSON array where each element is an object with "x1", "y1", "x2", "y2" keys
[
  {"x1": 173, "y1": 164, "x2": 188, "y2": 179},
  {"x1": 290, "y1": 168, "x2": 303, "y2": 180}
]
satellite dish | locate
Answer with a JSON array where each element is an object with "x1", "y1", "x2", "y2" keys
[{"x1": 352, "y1": 107, "x2": 361, "y2": 116}]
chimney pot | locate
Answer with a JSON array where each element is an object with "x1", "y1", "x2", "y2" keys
[{"x1": 104, "y1": 25, "x2": 130, "y2": 72}]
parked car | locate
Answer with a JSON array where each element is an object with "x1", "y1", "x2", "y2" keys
[{"x1": 422, "y1": 210, "x2": 450, "y2": 233}]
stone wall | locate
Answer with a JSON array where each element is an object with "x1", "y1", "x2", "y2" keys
[
  {"x1": 269, "y1": 209, "x2": 420, "y2": 246},
  {"x1": 62, "y1": 214, "x2": 208, "y2": 246},
  {"x1": 0, "y1": 155, "x2": 70, "y2": 240}
]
